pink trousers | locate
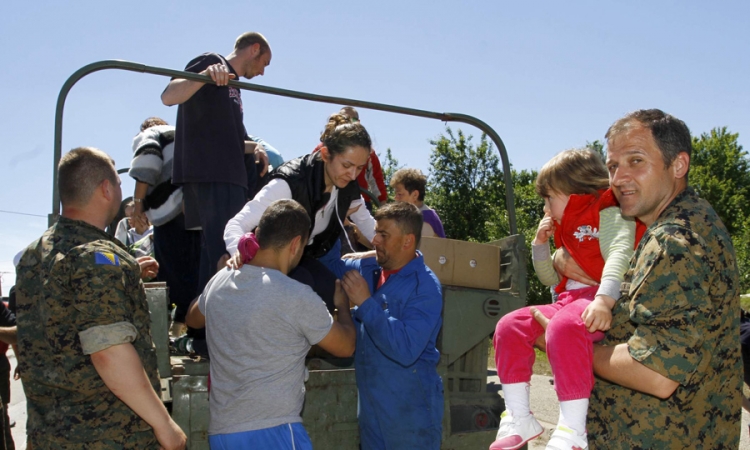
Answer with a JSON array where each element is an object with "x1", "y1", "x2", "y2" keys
[{"x1": 493, "y1": 286, "x2": 604, "y2": 401}]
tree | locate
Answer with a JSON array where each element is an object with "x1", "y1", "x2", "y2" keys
[
  {"x1": 426, "y1": 128, "x2": 552, "y2": 305},
  {"x1": 426, "y1": 128, "x2": 506, "y2": 243},
  {"x1": 690, "y1": 127, "x2": 750, "y2": 235},
  {"x1": 688, "y1": 127, "x2": 750, "y2": 293},
  {"x1": 734, "y1": 216, "x2": 750, "y2": 294},
  {"x1": 379, "y1": 148, "x2": 402, "y2": 200},
  {"x1": 507, "y1": 168, "x2": 552, "y2": 306},
  {"x1": 586, "y1": 140, "x2": 606, "y2": 161}
]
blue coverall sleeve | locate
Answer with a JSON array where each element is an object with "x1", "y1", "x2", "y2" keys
[
  {"x1": 354, "y1": 280, "x2": 442, "y2": 367},
  {"x1": 320, "y1": 249, "x2": 360, "y2": 279}
]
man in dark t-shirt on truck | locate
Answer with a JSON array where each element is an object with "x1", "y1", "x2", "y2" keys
[{"x1": 161, "y1": 31, "x2": 272, "y2": 293}]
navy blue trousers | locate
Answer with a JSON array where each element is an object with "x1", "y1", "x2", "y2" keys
[
  {"x1": 289, "y1": 256, "x2": 337, "y2": 314},
  {"x1": 152, "y1": 213, "x2": 201, "y2": 323},
  {"x1": 184, "y1": 182, "x2": 247, "y2": 295}
]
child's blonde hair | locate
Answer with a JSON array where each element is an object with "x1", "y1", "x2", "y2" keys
[{"x1": 535, "y1": 148, "x2": 609, "y2": 197}]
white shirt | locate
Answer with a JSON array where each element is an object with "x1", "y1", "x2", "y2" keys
[{"x1": 224, "y1": 178, "x2": 376, "y2": 255}]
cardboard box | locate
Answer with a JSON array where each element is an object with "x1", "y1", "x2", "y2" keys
[{"x1": 419, "y1": 237, "x2": 502, "y2": 290}]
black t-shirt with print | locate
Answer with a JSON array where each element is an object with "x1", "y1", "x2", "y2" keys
[{"x1": 172, "y1": 52, "x2": 248, "y2": 188}]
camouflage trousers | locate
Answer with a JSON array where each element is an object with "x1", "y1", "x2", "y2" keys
[{"x1": 29, "y1": 429, "x2": 158, "y2": 449}]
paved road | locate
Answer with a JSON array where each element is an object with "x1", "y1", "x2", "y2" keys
[{"x1": 488, "y1": 370, "x2": 750, "y2": 449}]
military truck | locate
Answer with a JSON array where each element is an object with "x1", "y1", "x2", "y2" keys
[{"x1": 51, "y1": 60, "x2": 529, "y2": 449}]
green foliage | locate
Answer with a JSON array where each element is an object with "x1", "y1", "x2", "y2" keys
[
  {"x1": 509, "y1": 169, "x2": 552, "y2": 306},
  {"x1": 690, "y1": 128, "x2": 750, "y2": 235},
  {"x1": 379, "y1": 148, "x2": 402, "y2": 200},
  {"x1": 586, "y1": 139, "x2": 606, "y2": 161},
  {"x1": 689, "y1": 128, "x2": 750, "y2": 293},
  {"x1": 742, "y1": 291, "x2": 750, "y2": 311},
  {"x1": 734, "y1": 216, "x2": 750, "y2": 294},
  {"x1": 426, "y1": 128, "x2": 552, "y2": 306},
  {"x1": 426, "y1": 128, "x2": 507, "y2": 243}
]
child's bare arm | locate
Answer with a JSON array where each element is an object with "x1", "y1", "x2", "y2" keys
[{"x1": 533, "y1": 214, "x2": 556, "y2": 245}]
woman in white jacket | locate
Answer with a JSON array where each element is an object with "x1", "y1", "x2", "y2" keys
[{"x1": 224, "y1": 113, "x2": 376, "y2": 311}]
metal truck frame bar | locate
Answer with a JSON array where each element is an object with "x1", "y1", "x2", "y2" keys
[{"x1": 52, "y1": 60, "x2": 517, "y2": 234}]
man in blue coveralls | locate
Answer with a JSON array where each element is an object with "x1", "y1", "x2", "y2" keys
[{"x1": 324, "y1": 201, "x2": 444, "y2": 449}]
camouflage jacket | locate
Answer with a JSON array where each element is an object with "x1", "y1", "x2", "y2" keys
[
  {"x1": 15, "y1": 217, "x2": 160, "y2": 448},
  {"x1": 588, "y1": 188, "x2": 741, "y2": 449}
]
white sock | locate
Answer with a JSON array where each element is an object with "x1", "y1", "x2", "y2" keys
[
  {"x1": 502, "y1": 382, "x2": 531, "y2": 418},
  {"x1": 558, "y1": 398, "x2": 588, "y2": 435}
]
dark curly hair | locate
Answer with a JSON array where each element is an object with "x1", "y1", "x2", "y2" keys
[{"x1": 319, "y1": 113, "x2": 372, "y2": 158}]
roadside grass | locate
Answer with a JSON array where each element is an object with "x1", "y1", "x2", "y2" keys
[{"x1": 487, "y1": 338, "x2": 552, "y2": 377}]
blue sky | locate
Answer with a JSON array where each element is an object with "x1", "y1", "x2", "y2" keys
[{"x1": 1, "y1": 1, "x2": 748, "y2": 294}]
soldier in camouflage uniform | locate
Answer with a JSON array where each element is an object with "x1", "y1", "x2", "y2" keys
[
  {"x1": 542, "y1": 109, "x2": 741, "y2": 449},
  {"x1": 15, "y1": 147, "x2": 186, "y2": 449}
]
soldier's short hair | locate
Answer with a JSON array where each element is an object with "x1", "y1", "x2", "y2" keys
[
  {"x1": 535, "y1": 148, "x2": 609, "y2": 198},
  {"x1": 256, "y1": 199, "x2": 311, "y2": 250},
  {"x1": 390, "y1": 168, "x2": 427, "y2": 201},
  {"x1": 58, "y1": 147, "x2": 118, "y2": 207},
  {"x1": 234, "y1": 32, "x2": 270, "y2": 54},
  {"x1": 606, "y1": 109, "x2": 692, "y2": 169},
  {"x1": 374, "y1": 202, "x2": 424, "y2": 248}
]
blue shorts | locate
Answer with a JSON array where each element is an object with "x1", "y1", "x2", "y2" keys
[{"x1": 209, "y1": 423, "x2": 312, "y2": 450}]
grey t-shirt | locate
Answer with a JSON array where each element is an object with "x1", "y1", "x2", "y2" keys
[{"x1": 198, "y1": 265, "x2": 333, "y2": 435}]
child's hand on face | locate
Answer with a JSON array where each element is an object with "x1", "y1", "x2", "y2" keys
[{"x1": 533, "y1": 214, "x2": 556, "y2": 245}]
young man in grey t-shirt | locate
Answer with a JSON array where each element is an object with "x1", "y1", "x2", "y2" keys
[{"x1": 186, "y1": 199, "x2": 356, "y2": 449}]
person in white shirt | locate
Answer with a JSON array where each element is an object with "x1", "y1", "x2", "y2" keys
[{"x1": 224, "y1": 113, "x2": 376, "y2": 312}]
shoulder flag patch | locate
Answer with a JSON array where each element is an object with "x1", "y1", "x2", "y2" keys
[{"x1": 94, "y1": 252, "x2": 120, "y2": 266}]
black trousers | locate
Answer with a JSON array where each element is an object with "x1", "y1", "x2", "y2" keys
[
  {"x1": 152, "y1": 213, "x2": 202, "y2": 323},
  {"x1": 0, "y1": 361, "x2": 13, "y2": 450},
  {"x1": 0, "y1": 402, "x2": 12, "y2": 450},
  {"x1": 741, "y1": 312, "x2": 750, "y2": 386},
  {"x1": 289, "y1": 256, "x2": 338, "y2": 314},
  {"x1": 183, "y1": 182, "x2": 247, "y2": 295}
]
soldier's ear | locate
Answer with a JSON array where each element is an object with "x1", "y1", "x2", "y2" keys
[
  {"x1": 100, "y1": 179, "x2": 114, "y2": 201},
  {"x1": 672, "y1": 152, "x2": 690, "y2": 179}
]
